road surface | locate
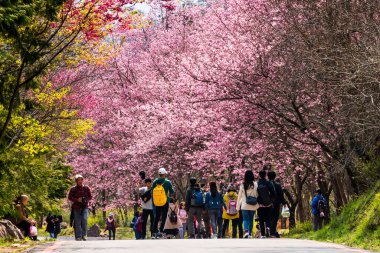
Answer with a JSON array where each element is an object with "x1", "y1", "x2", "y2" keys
[{"x1": 26, "y1": 238, "x2": 373, "y2": 253}]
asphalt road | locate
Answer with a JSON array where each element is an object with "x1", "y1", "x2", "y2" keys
[{"x1": 26, "y1": 238, "x2": 374, "y2": 253}]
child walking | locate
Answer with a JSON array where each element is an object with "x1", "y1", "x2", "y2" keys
[
  {"x1": 132, "y1": 211, "x2": 143, "y2": 240},
  {"x1": 178, "y1": 202, "x2": 188, "y2": 239},
  {"x1": 104, "y1": 212, "x2": 116, "y2": 240}
]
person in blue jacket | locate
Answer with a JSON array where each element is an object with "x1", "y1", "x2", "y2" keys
[
  {"x1": 205, "y1": 181, "x2": 226, "y2": 239},
  {"x1": 311, "y1": 189, "x2": 328, "y2": 231}
]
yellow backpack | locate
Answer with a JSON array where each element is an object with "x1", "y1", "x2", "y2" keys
[{"x1": 153, "y1": 183, "x2": 167, "y2": 206}]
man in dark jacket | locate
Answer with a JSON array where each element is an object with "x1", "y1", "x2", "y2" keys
[
  {"x1": 268, "y1": 171, "x2": 287, "y2": 238},
  {"x1": 257, "y1": 170, "x2": 276, "y2": 238},
  {"x1": 185, "y1": 178, "x2": 204, "y2": 239}
]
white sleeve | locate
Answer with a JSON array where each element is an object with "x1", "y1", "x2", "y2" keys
[{"x1": 138, "y1": 187, "x2": 145, "y2": 194}]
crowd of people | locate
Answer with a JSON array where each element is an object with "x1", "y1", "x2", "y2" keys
[
  {"x1": 10, "y1": 167, "x2": 328, "y2": 241},
  {"x1": 130, "y1": 168, "x2": 289, "y2": 240}
]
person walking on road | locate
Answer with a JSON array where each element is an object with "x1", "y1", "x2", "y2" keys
[
  {"x1": 152, "y1": 167, "x2": 174, "y2": 239},
  {"x1": 257, "y1": 170, "x2": 276, "y2": 238},
  {"x1": 268, "y1": 171, "x2": 287, "y2": 238},
  {"x1": 311, "y1": 189, "x2": 328, "y2": 231},
  {"x1": 46, "y1": 214, "x2": 62, "y2": 239},
  {"x1": 222, "y1": 184, "x2": 240, "y2": 238},
  {"x1": 237, "y1": 170, "x2": 259, "y2": 238},
  {"x1": 205, "y1": 181, "x2": 226, "y2": 239},
  {"x1": 164, "y1": 198, "x2": 183, "y2": 238},
  {"x1": 178, "y1": 202, "x2": 188, "y2": 239},
  {"x1": 139, "y1": 178, "x2": 154, "y2": 239},
  {"x1": 185, "y1": 178, "x2": 204, "y2": 239},
  {"x1": 104, "y1": 212, "x2": 116, "y2": 240},
  {"x1": 201, "y1": 183, "x2": 211, "y2": 238},
  {"x1": 68, "y1": 174, "x2": 92, "y2": 241}
]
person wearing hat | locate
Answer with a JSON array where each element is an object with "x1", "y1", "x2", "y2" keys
[
  {"x1": 151, "y1": 167, "x2": 174, "y2": 239},
  {"x1": 68, "y1": 174, "x2": 92, "y2": 241},
  {"x1": 222, "y1": 184, "x2": 240, "y2": 238},
  {"x1": 104, "y1": 212, "x2": 116, "y2": 240}
]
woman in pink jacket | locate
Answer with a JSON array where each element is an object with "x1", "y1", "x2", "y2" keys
[{"x1": 164, "y1": 199, "x2": 183, "y2": 238}]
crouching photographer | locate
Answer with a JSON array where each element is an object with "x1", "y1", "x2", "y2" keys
[{"x1": 68, "y1": 174, "x2": 92, "y2": 241}]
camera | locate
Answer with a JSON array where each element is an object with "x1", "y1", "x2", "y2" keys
[{"x1": 81, "y1": 197, "x2": 88, "y2": 209}]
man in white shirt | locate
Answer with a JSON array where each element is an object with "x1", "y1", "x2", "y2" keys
[{"x1": 139, "y1": 178, "x2": 153, "y2": 239}]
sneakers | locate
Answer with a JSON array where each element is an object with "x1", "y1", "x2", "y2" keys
[
  {"x1": 82, "y1": 236, "x2": 87, "y2": 241},
  {"x1": 248, "y1": 235, "x2": 252, "y2": 239},
  {"x1": 244, "y1": 231, "x2": 249, "y2": 239},
  {"x1": 261, "y1": 236, "x2": 266, "y2": 239}
]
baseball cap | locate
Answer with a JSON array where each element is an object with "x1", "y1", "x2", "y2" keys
[
  {"x1": 158, "y1": 167, "x2": 168, "y2": 175},
  {"x1": 75, "y1": 174, "x2": 84, "y2": 180}
]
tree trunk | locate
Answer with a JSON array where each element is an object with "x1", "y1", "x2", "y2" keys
[
  {"x1": 289, "y1": 205, "x2": 297, "y2": 228},
  {"x1": 39, "y1": 215, "x2": 44, "y2": 228},
  {"x1": 102, "y1": 189, "x2": 107, "y2": 221},
  {"x1": 295, "y1": 173, "x2": 305, "y2": 222},
  {"x1": 331, "y1": 175, "x2": 344, "y2": 211}
]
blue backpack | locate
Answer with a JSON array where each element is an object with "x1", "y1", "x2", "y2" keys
[{"x1": 191, "y1": 189, "x2": 204, "y2": 206}]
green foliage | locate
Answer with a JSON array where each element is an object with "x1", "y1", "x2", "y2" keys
[
  {"x1": 287, "y1": 222, "x2": 313, "y2": 238},
  {"x1": 88, "y1": 212, "x2": 106, "y2": 228},
  {"x1": 0, "y1": 85, "x2": 94, "y2": 219},
  {"x1": 289, "y1": 181, "x2": 380, "y2": 251}
]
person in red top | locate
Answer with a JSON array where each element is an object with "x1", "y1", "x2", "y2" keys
[{"x1": 68, "y1": 174, "x2": 92, "y2": 241}]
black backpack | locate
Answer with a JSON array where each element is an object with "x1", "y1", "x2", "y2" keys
[
  {"x1": 141, "y1": 189, "x2": 152, "y2": 203},
  {"x1": 169, "y1": 207, "x2": 178, "y2": 224},
  {"x1": 258, "y1": 183, "x2": 272, "y2": 206},
  {"x1": 317, "y1": 199, "x2": 326, "y2": 218}
]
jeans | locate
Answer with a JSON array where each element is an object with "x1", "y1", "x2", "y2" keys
[
  {"x1": 187, "y1": 207, "x2": 203, "y2": 238},
  {"x1": 257, "y1": 207, "x2": 274, "y2": 237},
  {"x1": 313, "y1": 214, "x2": 323, "y2": 231},
  {"x1": 108, "y1": 228, "x2": 116, "y2": 240},
  {"x1": 208, "y1": 209, "x2": 219, "y2": 235},
  {"x1": 73, "y1": 208, "x2": 89, "y2": 239},
  {"x1": 153, "y1": 203, "x2": 169, "y2": 234},
  {"x1": 142, "y1": 209, "x2": 154, "y2": 239},
  {"x1": 179, "y1": 223, "x2": 187, "y2": 238},
  {"x1": 49, "y1": 232, "x2": 56, "y2": 238},
  {"x1": 241, "y1": 210, "x2": 255, "y2": 236},
  {"x1": 135, "y1": 231, "x2": 142, "y2": 239}
]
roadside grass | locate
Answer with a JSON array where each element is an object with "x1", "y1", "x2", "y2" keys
[
  {"x1": 288, "y1": 182, "x2": 380, "y2": 252},
  {"x1": 0, "y1": 238, "x2": 52, "y2": 253}
]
